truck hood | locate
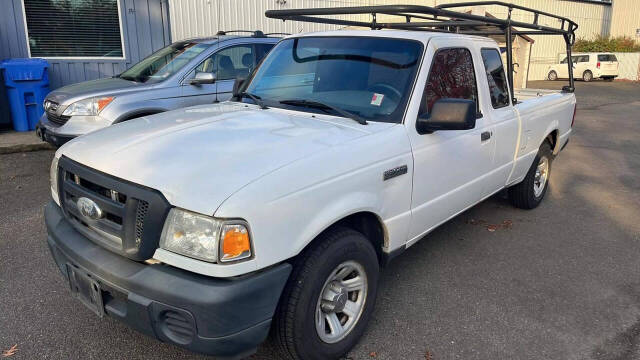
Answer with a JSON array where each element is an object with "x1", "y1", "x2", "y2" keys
[
  {"x1": 46, "y1": 77, "x2": 149, "y2": 106},
  {"x1": 60, "y1": 102, "x2": 395, "y2": 215}
]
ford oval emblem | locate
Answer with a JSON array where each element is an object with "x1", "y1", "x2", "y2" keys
[{"x1": 77, "y1": 197, "x2": 103, "y2": 220}]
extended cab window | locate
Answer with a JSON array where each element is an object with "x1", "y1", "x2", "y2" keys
[
  {"x1": 420, "y1": 48, "x2": 478, "y2": 116},
  {"x1": 481, "y1": 49, "x2": 510, "y2": 108}
]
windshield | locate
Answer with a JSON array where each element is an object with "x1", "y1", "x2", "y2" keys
[
  {"x1": 244, "y1": 37, "x2": 423, "y2": 123},
  {"x1": 118, "y1": 41, "x2": 210, "y2": 83}
]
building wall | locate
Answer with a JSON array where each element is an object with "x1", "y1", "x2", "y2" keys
[
  {"x1": 614, "y1": 52, "x2": 640, "y2": 81},
  {"x1": 0, "y1": 0, "x2": 171, "y2": 89},
  {"x1": 610, "y1": 0, "x2": 640, "y2": 38}
]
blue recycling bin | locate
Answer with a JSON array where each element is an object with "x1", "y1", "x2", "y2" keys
[{"x1": 0, "y1": 59, "x2": 50, "y2": 132}]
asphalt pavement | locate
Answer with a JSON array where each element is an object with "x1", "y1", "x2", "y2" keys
[{"x1": 1, "y1": 80, "x2": 639, "y2": 359}]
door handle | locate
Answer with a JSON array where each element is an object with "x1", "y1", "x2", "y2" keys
[{"x1": 481, "y1": 131, "x2": 492, "y2": 141}]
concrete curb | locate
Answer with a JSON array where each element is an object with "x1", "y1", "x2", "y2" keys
[{"x1": 0, "y1": 142, "x2": 55, "y2": 154}]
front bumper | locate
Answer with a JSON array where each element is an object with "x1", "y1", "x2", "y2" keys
[
  {"x1": 36, "y1": 122, "x2": 75, "y2": 147},
  {"x1": 45, "y1": 201, "x2": 292, "y2": 357},
  {"x1": 37, "y1": 112, "x2": 112, "y2": 146}
]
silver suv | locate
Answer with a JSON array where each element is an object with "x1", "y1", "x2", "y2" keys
[{"x1": 37, "y1": 31, "x2": 280, "y2": 146}]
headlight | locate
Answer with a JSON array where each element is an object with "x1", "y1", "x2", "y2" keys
[
  {"x1": 62, "y1": 96, "x2": 114, "y2": 116},
  {"x1": 50, "y1": 156, "x2": 60, "y2": 205},
  {"x1": 159, "y1": 208, "x2": 252, "y2": 263}
]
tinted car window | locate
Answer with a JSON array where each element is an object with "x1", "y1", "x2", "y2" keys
[
  {"x1": 118, "y1": 42, "x2": 209, "y2": 83},
  {"x1": 481, "y1": 49, "x2": 510, "y2": 109},
  {"x1": 598, "y1": 54, "x2": 617, "y2": 61},
  {"x1": 420, "y1": 48, "x2": 478, "y2": 116},
  {"x1": 197, "y1": 44, "x2": 254, "y2": 81}
]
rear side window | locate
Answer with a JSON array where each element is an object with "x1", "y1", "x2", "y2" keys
[
  {"x1": 579, "y1": 55, "x2": 589, "y2": 63},
  {"x1": 598, "y1": 54, "x2": 617, "y2": 62},
  {"x1": 481, "y1": 49, "x2": 510, "y2": 109},
  {"x1": 420, "y1": 48, "x2": 478, "y2": 116}
]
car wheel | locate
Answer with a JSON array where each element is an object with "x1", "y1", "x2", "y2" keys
[
  {"x1": 583, "y1": 70, "x2": 593, "y2": 82},
  {"x1": 508, "y1": 141, "x2": 553, "y2": 209},
  {"x1": 273, "y1": 227, "x2": 379, "y2": 360},
  {"x1": 548, "y1": 71, "x2": 558, "y2": 81}
]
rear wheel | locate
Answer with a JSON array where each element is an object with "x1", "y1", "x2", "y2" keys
[
  {"x1": 583, "y1": 70, "x2": 593, "y2": 82},
  {"x1": 273, "y1": 227, "x2": 379, "y2": 360},
  {"x1": 548, "y1": 70, "x2": 558, "y2": 81},
  {"x1": 508, "y1": 141, "x2": 553, "y2": 209}
]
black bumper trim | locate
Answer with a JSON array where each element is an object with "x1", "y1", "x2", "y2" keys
[
  {"x1": 45, "y1": 201, "x2": 292, "y2": 357},
  {"x1": 36, "y1": 122, "x2": 75, "y2": 147}
]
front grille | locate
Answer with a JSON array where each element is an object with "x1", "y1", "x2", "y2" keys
[
  {"x1": 45, "y1": 101, "x2": 70, "y2": 127},
  {"x1": 46, "y1": 111, "x2": 70, "y2": 126},
  {"x1": 135, "y1": 200, "x2": 149, "y2": 247},
  {"x1": 57, "y1": 156, "x2": 170, "y2": 261}
]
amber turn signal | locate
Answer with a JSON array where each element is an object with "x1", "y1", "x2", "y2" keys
[
  {"x1": 97, "y1": 97, "x2": 114, "y2": 112},
  {"x1": 220, "y1": 224, "x2": 251, "y2": 262}
]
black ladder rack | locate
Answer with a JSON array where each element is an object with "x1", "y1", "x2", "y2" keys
[{"x1": 265, "y1": 2, "x2": 579, "y2": 97}]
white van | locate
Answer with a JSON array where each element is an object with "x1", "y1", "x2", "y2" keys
[{"x1": 548, "y1": 53, "x2": 618, "y2": 82}]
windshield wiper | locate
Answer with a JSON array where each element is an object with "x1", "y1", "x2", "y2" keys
[
  {"x1": 279, "y1": 99, "x2": 367, "y2": 125},
  {"x1": 239, "y1": 91, "x2": 268, "y2": 109}
]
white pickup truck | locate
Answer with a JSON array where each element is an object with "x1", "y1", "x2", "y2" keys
[{"x1": 45, "y1": 9, "x2": 576, "y2": 360}]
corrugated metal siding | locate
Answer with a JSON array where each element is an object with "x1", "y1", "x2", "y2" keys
[
  {"x1": 610, "y1": 0, "x2": 640, "y2": 38},
  {"x1": 0, "y1": 0, "x2": 171, "y2": 89},
  {"x1": 169, "y1": 0, "x2": 374, "y2": 41}
]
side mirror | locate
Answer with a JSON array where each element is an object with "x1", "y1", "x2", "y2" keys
[
  {"x1": 189, "y1": 71, "x2": 216, "y2": 85},
  {"x1": 231, "y1": 77, "x2": 247, "y2": 100},
  {"x1": 416, "y1": 98, "x2": 476, "y2": 134}
]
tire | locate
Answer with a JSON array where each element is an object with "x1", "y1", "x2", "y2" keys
[
  {"x1": 548, "y1": 71, "x2": 558, "y2": 81},
  {"x1": 583, "y1": 70, "x2": 593, "y2": 82},
  {"x1": 508, "y1": 141, "x2": 553, "y2": 209},
  {"x1": 273, "y1": 227, "x2": 379, "y2": 360}
]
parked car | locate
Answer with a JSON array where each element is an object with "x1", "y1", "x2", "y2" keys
[
  {"x1": 547, "y1": 53, "x2": 618, "y2": 82},
  {"x1": 45, "y1": 15, "x2": 576, "y2": 360},
  {"x1": 36, "y1": 31, "x2": 280, "y2": 147}
]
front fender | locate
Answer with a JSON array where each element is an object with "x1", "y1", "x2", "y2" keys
[{"x1": 215, "y1": 125, "x2": 414, "y2": 271}]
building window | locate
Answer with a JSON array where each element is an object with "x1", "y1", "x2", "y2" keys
[{"x1": 23, "y1": 0, "x2": 124, "y2": 58}]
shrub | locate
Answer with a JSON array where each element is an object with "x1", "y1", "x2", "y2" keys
[{"x1": 573, "y1": 35, "x2": 640, "y2": 52}]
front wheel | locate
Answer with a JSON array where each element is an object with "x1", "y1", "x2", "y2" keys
[
  {"x1": 508, "y1": 141, "x2": 553, "y2": 209},
  {"x1": 273, "y1": 227, "x2": 379, "y2": 360}
]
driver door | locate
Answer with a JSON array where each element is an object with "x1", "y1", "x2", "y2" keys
[
  {"x1": 181, "y1": 43, "x2": 256, "y2": 106},
  {"x1": 406, "y1": 39, "x2": 495, "y2": 245},
  {"x1": 181, "y1": 49, "x2": 219, "y2": 107}
]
